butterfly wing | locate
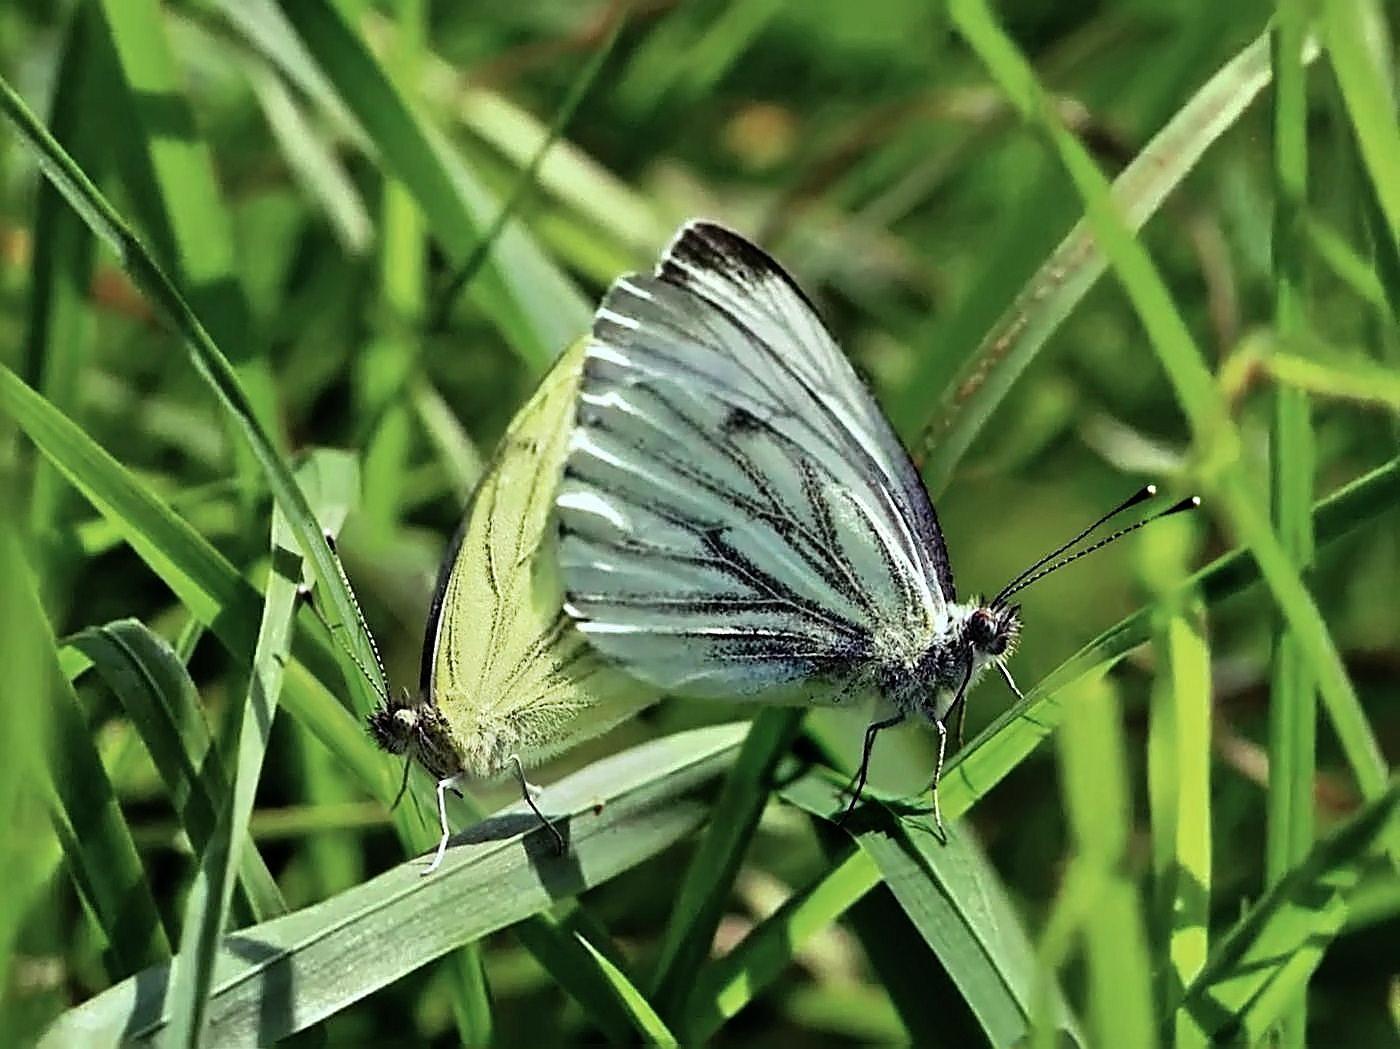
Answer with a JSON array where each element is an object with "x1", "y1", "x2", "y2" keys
[{"x1": 557, "y1": 221, "x2": 953, "y2": 701}]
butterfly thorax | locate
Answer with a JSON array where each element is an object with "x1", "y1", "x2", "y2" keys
[
  {"x1": 875, "y1": 600, "x2": 1021, "y2": 726},
  {"x1": 366, "y1": 692, "x2": 465, "y2": 782}
]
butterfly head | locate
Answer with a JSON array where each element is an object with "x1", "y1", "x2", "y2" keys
[
  {"x1": 966, "y1": 600, "x2": 1021, "y2": 663},
  {"x1": 367, "y1": 688, "x2": 462, "y2": 782}
]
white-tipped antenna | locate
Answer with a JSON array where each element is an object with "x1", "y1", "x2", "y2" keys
[
  {"x1": 992, "y1": 484, "x2": 1159, "y2": 606},
  {"x1": 300, "y1": 544, "x2": 392, "y2": 707},
  {"x1": 997, "y1": 495, "x2": 1201, "y2": 602}
]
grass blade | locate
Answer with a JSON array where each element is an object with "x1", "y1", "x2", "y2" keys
[
  {"x1": 779, "y1": 770, "x2": 1078, "y2": 1049},
  {"x1": 25, "y1": 3, "x2": 102, "y2": 596},
  {"x1": 1056, "y1": 672, "x2": 1156, "y2": 1049},
  {"x1": 164, "y1": 453, "x2": 346, "y2": 1046},
  {"x1": 39, "y1": 723, "x2": 748, "y2": 1047},
  {"x1": 16, "y1": 553, "x2": 171, "y2": 976},
  {"x1": 1266, "y1": 5, "x2": 1316, "y2": 1043},
  {"x1": 65, "y1": 620, "x2": 286, "y2": 926},
  {"x1": 275, "y1": 0, "x2": 589, "y2": 370},
  {"x1": 0, "y1": 69, "x2": 387, "y2": 722},
  {"x1": 574, "y1": 934, "x2": 678, "y2": 1047},
  {"x1": 1177, "y1": 781, "x2": 1400, "y2": 1044},
  {"x1": 95, "y1": 0, "x2": 273, "y2": 430},
  {"x1": 1146, "y1": 600, "x2": 1212, "y2": 1049},
  {"x1": 912, "y1": 26, "x2": 1300, "y2": 491},
  {"x1": 650, "y1": 708, "x2": 803, "y2": 1021},
  {"x1": 1322, "y1": 0, "x2": 1400, "y2": 254},
  {"x1": 0, "y1": 515, "x2": 55, "y2": 1029}
]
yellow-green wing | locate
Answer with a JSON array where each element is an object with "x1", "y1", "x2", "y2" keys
[{"x1": 425, "y1": 339, "x2": 658, "y2": 777}]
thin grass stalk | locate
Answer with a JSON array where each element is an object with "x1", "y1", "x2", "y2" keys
[{"x1": 1267, "y1": 4, "x2": 1317, "y2": 1043}]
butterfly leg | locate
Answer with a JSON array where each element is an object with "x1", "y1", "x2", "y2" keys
[
  {"x1": 838, "y1": 714, "x2": 905, "y2": 824},
  {"x1": 996, "y1": 661, "x2": 1024, "y2": 702},
  {"x1": 422, "y1": 772, "x2": 464, "y2": 876},
  {"x1": 929, "y1": 718, "x2": 948, "y2": 842},
  {"x1": 511, "y1": 754, "x2": 565, "y2": 855}
]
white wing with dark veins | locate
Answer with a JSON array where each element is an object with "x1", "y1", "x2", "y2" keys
[{"x1": 556, "y1": 221, "x2": 954, "y2": 700}]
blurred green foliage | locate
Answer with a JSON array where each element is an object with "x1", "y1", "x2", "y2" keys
[{"x1": 1, "y1": 0, "x2": 1397, "y2": 1045}]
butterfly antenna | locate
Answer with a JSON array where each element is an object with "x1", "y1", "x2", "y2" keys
[
  {"x1": 305, "y1": 591, "x2": 391, "y2": 705},
  {"x1": 992, "y1": 484, "x2": 1160, "y2": 606},
  {"x1": 998, "y1": 495, "x2": 1201, "y2": 601}
]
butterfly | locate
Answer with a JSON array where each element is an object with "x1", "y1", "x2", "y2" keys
[
  {"x1": 367, "y1": 343, "x2": 658, "y2": 873},
  {"x1": 555, "y1": 220, "x2": 1195, "y2": 830}
]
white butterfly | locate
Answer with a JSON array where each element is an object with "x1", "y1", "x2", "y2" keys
[{"x1": 556, "y1": 220, "x2": 1190, "y2": 829}]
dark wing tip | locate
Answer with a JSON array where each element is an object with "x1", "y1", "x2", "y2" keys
[{"x1": 659, "y1": 218, "x2": 820, "y2": 314}]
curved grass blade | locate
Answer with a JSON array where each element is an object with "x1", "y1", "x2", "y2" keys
[
  {"x1": 778, "y1": 770, "x2": 1079, "y2": 1049},
  {"x1": 14, "y1": 552, "x2": 171, "y2": 977},
  {"x1": 38, "y1": 723, "x2": 747, "y2": 1047},
  {"x1": 65, "y1": 620, "x2": 286, "y2": 926},
  {"x1": 275, "y1": 0, "x2": 589, "y2": 370},
  {"x1": 0, "y1": 362, "x2": 393, "y2": 803},
  {"x1": 1176, "y1": 781, "x2": 1400, "y2": 1044},
  {"x1": 948, "y1": 0, "x2": 1392, "y2": 845},
  {"x1": 912, "y1": 25, "x2": 1301, "y2": 492},
  {"x1": 574, "y1": 934, "x2": 678, "y2": 1047},
  {"x1": 0, "y1": 72, "x2": 387, "y2": 722}
]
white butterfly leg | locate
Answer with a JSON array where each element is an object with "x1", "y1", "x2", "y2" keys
[
  {"x1": 997, "y1": 661, "x2": 1024, "y2": 701},
  {"x1": 511, "y1": 755, "x2": 565, "y2": 854},
  {"x1": 510, "y1": 754, "x2": 544, "y2": 799},
  {"x1": 930, "y1": 718, "x2": 948, "y2": 840},
  {"x1": 422, "y1": 772, "x2": 463, "y2": 876}
]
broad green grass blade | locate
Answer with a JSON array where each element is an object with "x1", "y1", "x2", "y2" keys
[
  {"x1": 650, "y1": 708, "x2": 802, "y2": 1021},
  {"x1": 1177, "y1": 781, "x2": 1400, "y2": 1044},
  {"x1": 912, "y1": 26, "x2": 1297, "y2": 491},
  {"x1": 574, "y1": 934, "x2": 678, "y2": 1047},
  {"x1": 0, "y1": 72, "x2": 387, "y2": 722},
  {"x1": 164, "y1": 452, "x2": 349, "y2": 1046},
  {"x1": 95, "y1": 0, "x2": 273, "y2": 431},
  {"x1": 685, "y1": 846, "x2": 881, "y2": 1041},
  {"x1": 779, "y1": 769, "x2": 1079, "y2": 1049},
  {"x1": 1146, "y1": 602, "x2": 1212, "y2": 1049},
  {"x1": 1322, "y1": 0, "x2": 1400, "y2": 255},
  {"x1": 1267, "y1": 7, "x2": 1315, "y2": 1043},
  {"x1": 275, "y1": 0, "x2": 589, "y2": 371},
  {"x1": 64, "y1": 620, "x2": 286, "y2": 926},
  {"x1": 1055, "y1": 673, "x2": 1156, "y2": 1049},
  {"x1": 39, "y1": 723, "x2": 747, "y2": 1047},
  {"x1": 947, "y1": 0, "x2": 1392, "y2": 844},
  {"x1": 16, "y1": 555, "x2": 171, "y2": 977}
]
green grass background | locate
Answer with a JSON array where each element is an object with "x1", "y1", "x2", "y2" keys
[{"x1": 1, "y1": 0, "x2": 1397, "y2": 1045}]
